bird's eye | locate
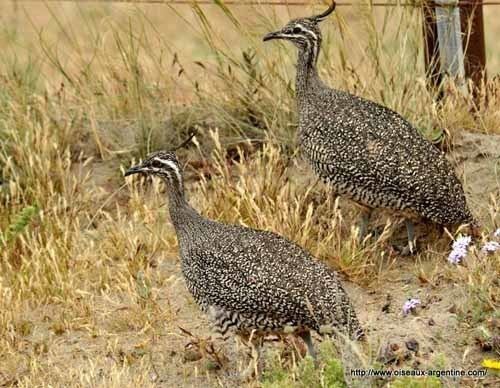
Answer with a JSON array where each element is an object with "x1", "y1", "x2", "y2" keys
[
  {"x1": 292, "y1": 26, "x2": 302, "y2": 34},
  {"x1": 152, "y1": 160, "x2": 163, "y2": 169}
]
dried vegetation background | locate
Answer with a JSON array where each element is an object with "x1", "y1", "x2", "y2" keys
[{"x1": 0, "y1": 2, "x2": 499, "y2": 387}]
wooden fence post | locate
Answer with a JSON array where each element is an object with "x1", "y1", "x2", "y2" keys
[
  {"x1": 422, "y1": 0, "x2": 486, "y2": 97},
  {"x1": 460, "y1": 0, "x2": 487, "y2": 94}
]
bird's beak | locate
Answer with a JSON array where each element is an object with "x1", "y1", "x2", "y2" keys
[
  {"x1": 263, "y1": 30, "x2": 285, "y2": 42},
  {"x1": 124, "y1": 164, "x2": 147, "y2": 177}
]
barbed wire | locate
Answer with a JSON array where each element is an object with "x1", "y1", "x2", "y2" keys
[{"x1": 10, "y1": 1, "x2": 500, "y2": 7}]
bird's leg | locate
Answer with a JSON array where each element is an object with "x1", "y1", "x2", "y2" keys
[
  {"x1": 297, "y1": 330, "x2": 317, "y2": 365},
  {"x1": 240, "y1": 331, "x2": 262, "y2": 380},
  {"x1": 357, "y1": 208, "x2": 372, "y2": 242},
  {"x1": 250, "y1": 337, "x2": 262, "y2": 378},
  {"x1": 401, "y1": 219, "x2": 417, "y2": 256}
]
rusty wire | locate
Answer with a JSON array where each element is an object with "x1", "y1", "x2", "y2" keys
[{"x1": 10, "y1": 1, "x2": 500, "y2": 7}]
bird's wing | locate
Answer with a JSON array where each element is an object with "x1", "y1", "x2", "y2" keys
[
  {"x1": 304, "y1": 93, "x2": 451, "y2": 202},
  {"x1": 188, "y1": 226, "x2": 337, "y2": 325}
]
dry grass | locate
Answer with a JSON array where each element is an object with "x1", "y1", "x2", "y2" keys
[{"x1": 0, "y1": 2, "x2": 499, "y2": 387}]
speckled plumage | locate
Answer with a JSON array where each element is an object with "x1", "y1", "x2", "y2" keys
[
  {"x1": 125, "y1": 151, "x2": 364, "y2": 345},
  {"x1": 264, "y1": 2, "x2": 475, "y2": 228}
]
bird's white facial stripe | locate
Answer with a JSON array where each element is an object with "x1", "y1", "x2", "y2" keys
[
  {"x1": 303, "y1": 28, "x2": 318, "y2": 41},
  {"x1": 165, "y1": 160, "x2": 182, "y2": 184},
  {"x1": 153, "y1": 157, "x2": 182, "y2": 185},
  {"x1": 300, "y1": 27, "x2": 319, "y2": 60},
  {"x1": 153, "y1": 157, "x2": 170, "y2": 165},
  {"x1": 285, "y1": 33, "x2": 306, "y2": 40}
]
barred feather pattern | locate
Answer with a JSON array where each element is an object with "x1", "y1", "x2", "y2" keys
[
  {"x1": 298, "y1": 85, "x2": 475, "y2": 226},
  {"x1": 178, "y1": 219, "x2": 364, "y2": 340}
]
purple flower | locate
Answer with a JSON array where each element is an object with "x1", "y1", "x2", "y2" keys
[
  {"x1": 448, "y1": 248, "x2": 467, "y2": 264},
  {"x1": 448, "y1": 235, "x2": 471, "y2": 264},
  {"x1": 482, "y1": 241, "x2": 500, "y2": 253},
  {"x1": 452, "y1": 235, "x2": 472, "y2": 251},
  {"x1": 403, "y1": 298, "x2": 421, "y2": 315},
  {"x1": 494, "y1": 228, "x2": 500, "y2": 238}
]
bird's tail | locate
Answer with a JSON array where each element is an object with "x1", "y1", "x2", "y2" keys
[{"x1": 348, "y1": 313, "x2": 366, "y2": 341}]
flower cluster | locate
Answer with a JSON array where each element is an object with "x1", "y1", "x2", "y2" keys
[
  {"x1": 447, "y1": 235, "x2": 471, "y2": 264},
  {"x1": 482, "y1": 241, "x2": 500, "y2": 254},
  {"x1": 480, "y1": 228, "x2": 500, "y2": 254},
  {"x1": 402, "y1": 298, "x2": 421, "y2": 315}
]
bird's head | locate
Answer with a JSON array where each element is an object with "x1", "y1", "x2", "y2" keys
[
  {"x1": 125, "y1": 150, "x2": 183, "y2": 191},
  {"x1": 263, "y1": 1, "x2": 336, "y2": 52}
]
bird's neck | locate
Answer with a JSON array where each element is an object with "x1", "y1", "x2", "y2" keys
[
  {"x1": 295, "y1": 44, "x2": 323, "y2": 101},
  {"x1": 166, "y1": 183, "x2": 203, "y2": 236}
]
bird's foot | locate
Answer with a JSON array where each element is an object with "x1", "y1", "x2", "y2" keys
[
  {"x1": 239, "y1": 349, "x2": 263, "y2": 382},
  {"x1": 240, "y1": 361, "x2": 259, "y2": 381},
  {"x1": 237, "y1": 331, "x2": 262, "y2": 381},
  {"x1": 297, "y1": 331, "x2": 318, "y2": 367},
  {"x1": 395, "y1": 219, "x2": 418, "y2": 256},
  {"x1": 393, "y1": 240, "x2": 418, "y2": 256}
]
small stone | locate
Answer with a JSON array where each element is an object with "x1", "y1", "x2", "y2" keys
[
  {"x1": 405, "y1": 338, "x2": 419, "y2": 353},
  {"x1": 491, "y1": 336, "x2": 500, "y2": 353},
  {"x1": 382, "y1": 294, "x2": 391, "y2": 313},
  {"x1": 477, "y1": 339, "x2": 493, "y2": 352},
  {"x1": 390, "y1": 343, "x2": 400, "y2": 352},
  {"x1": 377, "y1": 343, "x2": 401, "y2": 365},
  {"x1": 487, "y1": 317, "x2": 500, "y2": 330},
  {"x1": 428, "y1": 318, "x2": 436, "y2": 326},
  {"x1": 478, "y1": 335, "x2": 500, "y2": 353},
  {"x1": 149, "y1": 371, "x2": 159, "y2": 382},
  {"x1": 183, "y1": 348, "x2": 202, "y2": 362}
]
